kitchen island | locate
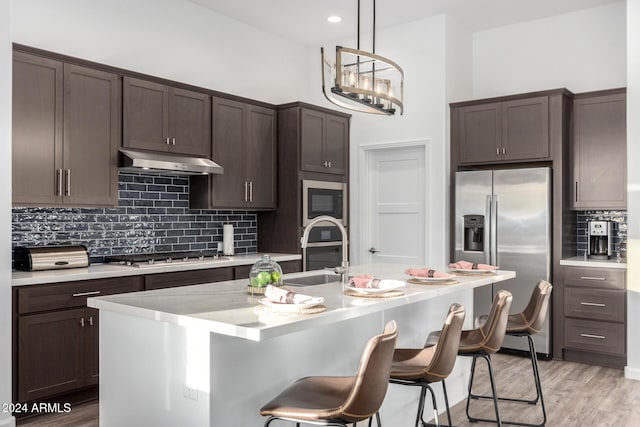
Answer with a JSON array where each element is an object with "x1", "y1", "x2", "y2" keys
[{"x1": 89, "y1": 264, "x2": 515, "y2": 426}]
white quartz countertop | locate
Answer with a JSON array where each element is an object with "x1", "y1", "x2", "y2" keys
[
  {"x1": 11, "y1": 253, "x2": 301, "y2": 286},
  {"x1": 560, "y1": 256, "x2": 627, "y2": 269},
  {"x1": 88, "y1": 264, "x2": 515, "y2": 342}
]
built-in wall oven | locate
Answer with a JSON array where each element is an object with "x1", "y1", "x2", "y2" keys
[
  {"x1": 303, "y1": 225, "x2": 345, "y2": 271},
  {"x1": 302, "y1": 180, "x2": 347, "y2": 227}
]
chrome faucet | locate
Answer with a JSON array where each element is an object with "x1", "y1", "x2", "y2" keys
[{"x1": 300, "y1": 215, "x2": 349, "y2": 285}]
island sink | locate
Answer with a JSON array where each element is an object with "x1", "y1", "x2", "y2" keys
[{"x1": 282, "y1": 273, "x2": 341, "y2": 286}]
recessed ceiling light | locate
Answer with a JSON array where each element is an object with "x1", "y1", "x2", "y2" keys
[{"x1": 327, "y1": 16, "x2": 342, "y2": 23}]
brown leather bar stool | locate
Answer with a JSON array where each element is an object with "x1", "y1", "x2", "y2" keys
[
  {"x1": 469, "y1": 280, "x2": 552, "y2": 427},
  {"x1": 260, "y1": 320, "x2": 398, "y2": 427},
  {"x1": 457, "y1": 289, "x2": 513, "y2": 427},
  {"x1": 389, "y1": 303, "x2": 465, "y2": 427}
]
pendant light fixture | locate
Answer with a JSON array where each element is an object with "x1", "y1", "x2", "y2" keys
[{"x1": 321, "y1": 0, "x2": 404, "y2": 115}]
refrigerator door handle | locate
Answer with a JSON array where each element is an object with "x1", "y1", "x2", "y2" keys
[
  {"x1": 485, "y1": 195, "x2": 492, "y2": 264},
  {"x1": 491, "y1": 195, "x2": 498, "y2": 266}
]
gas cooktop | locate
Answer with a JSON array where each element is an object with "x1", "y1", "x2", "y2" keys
[{"x1": 104, "y1": 251, "x2": 227, "y2": 267}]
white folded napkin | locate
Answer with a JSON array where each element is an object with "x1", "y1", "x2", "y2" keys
[
  {"x1": 264, "y1": 285, "x2": 324, "y2": 305},
  {"x1": 349, "y1": 275, "x2": 405, "y2": 290}
]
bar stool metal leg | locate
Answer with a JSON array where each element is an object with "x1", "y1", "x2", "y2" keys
[
  {"x1": 465, "y1": 354, "x2": 503, "y2": 427},
  {"x1": 467, "y1": 335, "x2": 547, "y2": 426}
]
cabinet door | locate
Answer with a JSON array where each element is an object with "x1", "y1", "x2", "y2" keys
[
  {"x1": 18, "y1": 309, "x2": 85, "y2": 402},
  {"x1": 457, "y1": 103, "x2": 501, "y2": 164},
  {"x1": 12, "y1": 52, "x2": 63, "y2": 206},
  {"x1": 169, "y1": 88, "x2": 211, "y2": 157},
  {"x1": 572, "y1": 93, "x2": 626, "y2": 209},
  {"x1": 210, "y1": 97, "x2": 247, "y2": 207},
  {"x1": 123, "y1": 77, "x2": 169, "y2": 152},
  {"x1": 324, "y1": 114, "x2": 349, "y2": 176},
  {"x1": 84, "y1": 308, "x2": 100, "y2": 385},
  {"x1": 246, "y1": 105, "x2": 276, "y2": 208},
  {"x1": 63, "y1": 64, "x2": 120, "y2": 206},
  {"x1": 501, "y1": 96, "x2": 549, "y2": 161},
  {"x1": 300, "y1": 108, "x2": 327, "y2": 173}
]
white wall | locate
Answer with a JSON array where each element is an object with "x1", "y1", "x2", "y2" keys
[
  {"x1": 625, "y1": 0, "x2": 640, "y2": 381},
  {"x1": 472, "y1": 2, "x2": 627, "y2": 98},
  {"x1": 311, "y1": 15, "x2": 452, "y2": 268},
  {"x1": 0, "y1": 0, "x2": 14, "y2": 424},
  {"x1": 11, "y1": 0, "x2": 313, "y2": 104}
]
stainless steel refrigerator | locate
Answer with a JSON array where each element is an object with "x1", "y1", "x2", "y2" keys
[{"x1": 454, "y1": 167, "x2": 551, "y2": 356}]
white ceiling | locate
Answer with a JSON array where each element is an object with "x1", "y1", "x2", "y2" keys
[{"x1": 188, "y1": 0, "x2": 622, "y2": 46}]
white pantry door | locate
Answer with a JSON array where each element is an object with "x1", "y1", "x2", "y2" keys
[{"x1": 365, "y1": 145, "x2": 425, "y2": 265}]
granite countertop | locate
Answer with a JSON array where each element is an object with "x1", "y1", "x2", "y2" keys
[
  {"x1": 88, "y1": 264, "x2": 516, "y2": 341},
  {"x1": 11, "y1": 253, "x2": 301, "y2": 286},
  {"x1": 560, "y1": 256, "x2": 627, "y2": 269}
]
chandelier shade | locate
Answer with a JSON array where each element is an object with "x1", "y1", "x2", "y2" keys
[{"x1": 320, "y1": 0, "x2": 404, "y2": 116}]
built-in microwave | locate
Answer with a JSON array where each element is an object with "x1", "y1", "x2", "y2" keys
[{"x1": 302, "y1": 180, "x2": 347, "y2": 227}]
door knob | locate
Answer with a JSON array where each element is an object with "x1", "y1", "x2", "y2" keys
[{"x1": 369, "y1": 247, "x2": 379, "y2": 254}]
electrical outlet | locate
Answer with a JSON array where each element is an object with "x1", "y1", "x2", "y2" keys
[{"x1": 183, "y1": 385, "x2": 198, "y2": 401}]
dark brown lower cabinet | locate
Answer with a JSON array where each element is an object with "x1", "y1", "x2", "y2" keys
[
  {"x1": 17, "y1": 308, "x2": 97, "y2": 402},
  {"x1": 13, "y1": 277, "x2": 143, "y2": 417},
  {"x1": 562, "y1": 266, "x2": 626, "y2": 368}
]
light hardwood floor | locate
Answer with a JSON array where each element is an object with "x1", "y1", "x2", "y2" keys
[{"x1": 15, "y1": 353, "x2": 640, "y2": 426}]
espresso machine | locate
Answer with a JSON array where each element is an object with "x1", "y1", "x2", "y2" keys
[{"x1": 588, "y1": 221, "x2": 613, "y2": 259}]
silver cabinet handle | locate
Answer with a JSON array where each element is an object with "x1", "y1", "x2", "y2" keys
[
  {"x1": 580, "y1": 302, "x2": 606, "y2": 307},
  {"x1": 328, "y1": 161, "x2": 332, "y2": 168},
  {"x1": 88, "y1": 316, "x2": 94, "y2": 326},
  {"x1": 57, "y1": 169, "x2": 63, "y2": 196},
  {"x1": 580, "y1": 333, "x2": 606, "y2": 340},
  {"x1": 72, "y1": 291, "x2": 101, "y2": 297},
  {"x1": 244, "y1": 181, "x2": 248, "y2": 202},
  {"x1": 172, "y1": 137, "x2": 176, "y2": 145},
  {"x1": 496, "y1": 147, "x2": 500, "y2": 156},
  {"x1": 80, "y1": 318, "x2": 85, "y2": 328},
  {"x1": 249, "y1": 181, "x2": 253, "y2": 202},
  {"x1": 65, "y1": 169, "x2": 71, "y2": 196},
  {"x1": 579, "y1": 276, "x2": 606, "y2": 281},
  {"x1": 575, "y1": 181, "x2": 578, "y2": 202},
  {"x1": 165, "y1": 137, "x2": 170, "y2": 144},
  {"x1": 502, "y1": 147, "x2": 506, "y2": 155}
]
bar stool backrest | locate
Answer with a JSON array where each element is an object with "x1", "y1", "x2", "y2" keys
[
  {"x1": 426, "y1": 303, "x2": 466, "y2": 380},
  {"x1": 520, "y1": 280, "x2": 553, "y2": 334},
  {"x1": 480, "y1": 290, "x2": 513, "y2": 353},
  {"x1": 341, "y1": 320, "x2": 398, "y2": 421}
]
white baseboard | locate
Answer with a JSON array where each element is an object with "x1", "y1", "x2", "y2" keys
[
  {"x1": 0, "y1": 416, "x2": 16, "y2": 427},
  {"x1": 625, "y1": 366, "x2": 640, "y2": 381}
]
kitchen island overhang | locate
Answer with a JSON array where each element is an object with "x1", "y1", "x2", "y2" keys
[{"x1": 88, "y1": 264, "x2": 516, "y2": 426}]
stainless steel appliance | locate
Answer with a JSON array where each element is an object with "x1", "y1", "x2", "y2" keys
[
  {"x1": 302, "y1": 180, "x2": 347, "y2": 227},
  {"x1": 454, "y1": 167, "x2": 551, "y2": 356},
  {"x1": 104, "y1": 251, "x2": 227, "y2": 268},
  {"x1": 14, "y1": 245, "x2": 90, "y2": 271},
  {"x1": 588, "y1": 221, "x2": 613, "y2": 259},
  {"x1": 302, "y1": 224, "x2": 345, "y2": 271},
  {"x1": 119, "y1": 148, "x2": 224, "y2": 175}
]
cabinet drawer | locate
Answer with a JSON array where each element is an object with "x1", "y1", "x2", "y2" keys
[
  {"x1": 145, "y1": 267, "x2": 233, "y2": 290},
  {"x1": 564, "y1": 287, "x2": 625, "y2": 322},
  {"x1": 563, "y1": 267, "x2": 625, "y2": 289},
  {"x1": 17, "y1": 276, "x2": 143, "y2": 315},
  {"x1": 564, "y1": 318, "x2": 625, "y2": 355}
]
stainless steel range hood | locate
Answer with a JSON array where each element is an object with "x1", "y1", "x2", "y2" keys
[{"x1": 119, "y1": 148, "x2": 223, "y2": 175}]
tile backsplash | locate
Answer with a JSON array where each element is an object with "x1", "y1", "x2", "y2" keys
[
  {"x1": 12, "y1": 172, "x2": 257, "y2": 262},
  {"x1": 576, "y1": 210, "x2": 627, "y2": 258}
]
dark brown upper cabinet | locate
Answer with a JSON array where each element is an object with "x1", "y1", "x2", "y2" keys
[
  {"x1": 12, "y1": 52, "x2": 120, "y2": 207},
  {"x1": 571, "y1": 89, "x2": 626, "y2": 209},
  {"x1": 301, "y1": 108, "x2": 349, "y2": 176},
  {"x1": 456, "y1": 96, "x2": 549, "y2": 165},
  {"x1": 123, "y1": 77, "x2": 211, "y2": 157},
  {"x1": 190, "y1": 97, "x2": 276, "y2": 209}
]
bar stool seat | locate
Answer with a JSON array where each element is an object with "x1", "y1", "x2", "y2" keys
[
  {"x1": 260, "y1": 320, "x2": 398, "y2": 427},
  {"x1": 389, "y1": 303, "x2": 466, "y2": 427}
]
